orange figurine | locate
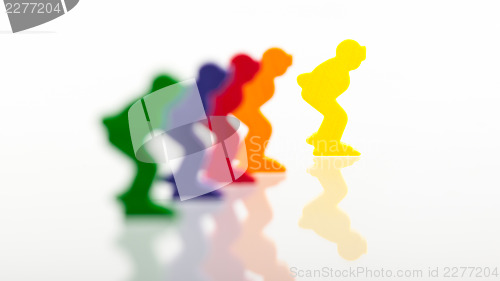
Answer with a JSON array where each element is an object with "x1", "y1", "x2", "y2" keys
[{"x1": 233, "y1": 48, "x2": 292, "y2": 172}]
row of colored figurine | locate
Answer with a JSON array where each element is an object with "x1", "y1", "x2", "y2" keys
[{"x1": 102, "y1": 39, "x2": 366, "y2": 214}]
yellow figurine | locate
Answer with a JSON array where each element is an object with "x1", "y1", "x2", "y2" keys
[{"x1": 298, "y1": 40, "x2": 366, "y2": 156}]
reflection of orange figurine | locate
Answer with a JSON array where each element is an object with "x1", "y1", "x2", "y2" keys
[
  {"x1": 234, "y1": 48, "x2": 292, "y2": 172},
  {"x1": 298, "y1": 40, "x2": 365, "y2": 156},
  {"x1": 233, "y1": 174, "x2": 294, "y2": 280},
  {"x1": 299, "y1": 157, "x2": 367, "y2": 261}
]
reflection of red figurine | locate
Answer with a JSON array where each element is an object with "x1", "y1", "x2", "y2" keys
[{"x1": 207, "y1": 54, "x2": 260, "y2": 183}]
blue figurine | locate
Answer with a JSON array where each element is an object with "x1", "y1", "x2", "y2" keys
[{"x1": 164, "y1": 63, "x2": 228, "y2": 200}]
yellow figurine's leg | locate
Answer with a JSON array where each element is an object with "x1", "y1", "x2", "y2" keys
[
  {"x1": 306, "y1": 132, "x2": 316, "y2": 146},
  {"x1": 305, "y1": 94, "x2": 335, "y2": 146},
  {"x1": 312, "y1": 104, "x2": 360, "y2": 156}
]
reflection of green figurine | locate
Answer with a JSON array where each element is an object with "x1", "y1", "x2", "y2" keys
[{"x1": 102, "y1": 75, "x2": 179, "y2": 216}]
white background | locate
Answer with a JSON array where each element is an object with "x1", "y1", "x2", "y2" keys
[{"x1": 1, "y1": 0, "x2": 500, "y2": 280}]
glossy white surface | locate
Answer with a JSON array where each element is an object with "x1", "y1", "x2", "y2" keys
[{"x1": 1, "y1": 0, "x2": 500, "y2": 280}]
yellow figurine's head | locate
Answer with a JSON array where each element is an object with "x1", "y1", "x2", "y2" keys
[
  {"x1": 262, "y1": 48, "x2": 293, "y2": 77},
  {"x1": 336, "y1": 39, "x2": 366, "y2": 71}
]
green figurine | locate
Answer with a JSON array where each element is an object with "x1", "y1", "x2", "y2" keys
[{"x1": 102, "y1": 74, "x2": 179, "y2": 216}]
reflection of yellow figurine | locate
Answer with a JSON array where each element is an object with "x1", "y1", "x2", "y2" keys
[
  {"x1": 298, "y1": 40, "x2": 366, "y2": 156},
  {"x1": 299, "y1": 157, "x2": 367, "y2": 261}
]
